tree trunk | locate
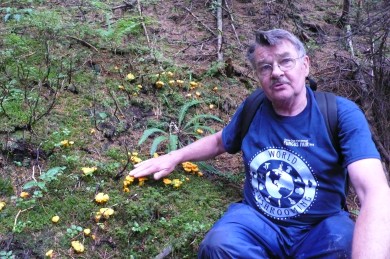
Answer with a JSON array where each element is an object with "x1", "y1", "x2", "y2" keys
[{"x1": 337, "y1": 0, "x2": 351, "y2": 28}]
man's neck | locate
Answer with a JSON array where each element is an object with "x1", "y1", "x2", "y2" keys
[{"x1": 272, "y1": 92, "x2": 308, "y2": 116}]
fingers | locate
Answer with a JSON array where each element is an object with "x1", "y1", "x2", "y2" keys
[
  {"x1": 129, "y1": 158, "x2": 171, "y2": 178},
  {"x1": 154, "y1": 170, "x2": 171, "y2": 180},
  {"x1": 128, "y1": 153, "x2": 178, "y2": 180},
  {"x1": 129, "y1": 162, "x2": 153, "y2": 178}
]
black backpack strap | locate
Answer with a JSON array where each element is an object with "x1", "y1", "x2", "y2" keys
[
  {"x1": 314, "y1": 91, "x2": 340, "y2": 153},
  {"x1": 315, "y1": 91, "x2": 349, "y2": 210},
  {"x1": 306, "y1": 77, "x2": 318, "y2": 91},
  {"x1": 240, "y1": 88, "x2": 266, "y2": 142}
]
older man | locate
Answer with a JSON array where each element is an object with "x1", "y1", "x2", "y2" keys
[{"x1": 130, "y1": 29, "x2": 390, "y2": 258}]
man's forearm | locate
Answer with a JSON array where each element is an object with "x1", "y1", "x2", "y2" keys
[
  {"x1": 352, "y1": 189, "x2": 390, "y2": 258},
  {"x1": 169, "y1": 130, "x2": 226, "y2": 164}
]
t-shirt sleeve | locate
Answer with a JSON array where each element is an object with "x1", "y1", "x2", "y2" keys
[
  {"x1": 337, "y1": 97, "x2": 381, "y2": 167},
  {"x1": 222, "y1": 102, "x2": 245, "y2": 154}
]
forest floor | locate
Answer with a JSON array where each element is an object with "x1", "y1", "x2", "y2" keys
[{"x1": 0, "y1": 0, "x2": 383, "y2": 258}]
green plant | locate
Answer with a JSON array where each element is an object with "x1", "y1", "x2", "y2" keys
[
  {"x1": 0, "y1": 177, "x2": 14, "y2": 196},
  {"x1": 138, "y1": 100, "x2": 223, "y2": 155},
  {"x1": 12, "y1": 220, "x2": 32, "y2": 234},
  {"x1": 1, "y1": 7, "x2": 34, "y2": 22},
  {"x1": 66, "y1": 225, "x2": 83, "y2": 238},
  {"x1": 0, "y1": 250, "x2": 15, "y2": 259},
  {"x1": 96, "y1": 17, "x2": 144, "y2": 45},
  {"x1": 23, "y1": 166, "x2": 66, "y2": 192},
  {"x1": 131, "y1": 221, "x2": 150, "y2": 234},
  {"x1": 203, "y1": 61, "x2": 224, "y2": 78}
]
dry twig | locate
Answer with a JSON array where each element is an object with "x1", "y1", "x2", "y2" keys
[
  {"x1": 154, "y1": 245, "x2": 173, "y2": 259},
  {"x1": 217, "y1": 0, "x2": 223, "y2": 61},
  {"x1": 224, "y1": 0, "x2": 242, "y2": 48},
  {"x1": 137, "y1": 0, "x2": 151, "y2": 49},
  {"x1": 184, "y1": 7, "x2": 217, "y2": 37},
  {"x1": 114, "y1": 141, "x2": 131, "y2": 180},
  {"x1": 66, "y1": 35, "x2": 99, "y2": 52},
  {"x1": 112, "y1": 0, "x2": 136, "y2": 11}
]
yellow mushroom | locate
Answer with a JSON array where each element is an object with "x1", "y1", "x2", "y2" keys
[
  {"x1": 20, "y1": 192, "x2": 30, "y2": 198},
  {"x1": 71, "y1": 240, "x2": 85, "y2": 253},
  {"x1": 51, "y1": 215, "x2": 60, "y2": 223},
  {"x1": 45, "y1": 249, "x2": 54, "y2": 258},
  {"x1": 83, "y1": 228, "x2": 91, "y2": 236}
]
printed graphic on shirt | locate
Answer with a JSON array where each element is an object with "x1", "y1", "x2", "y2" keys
[
  {"x1": 249, "y1": 147, "x2": 317, "y2": 220},
  {"x1": 283, "y1": 138, "x2": 315, "y2": 147}
]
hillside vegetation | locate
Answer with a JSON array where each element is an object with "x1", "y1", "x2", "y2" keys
[{"x1": 0, "y1": 0, "x2": 389, "y2": 258}]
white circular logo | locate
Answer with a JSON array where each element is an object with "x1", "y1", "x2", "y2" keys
[{"x1": 249, "y1": 148, "x2": 317, "y2": 219}]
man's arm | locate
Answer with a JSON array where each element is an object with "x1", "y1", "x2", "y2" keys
[
  {"x1": 348, "y1": 158, "x2": 390, "y2": 258},
  {"x1": 130, "y1": 130, "x2": 226, "y2": 180}
]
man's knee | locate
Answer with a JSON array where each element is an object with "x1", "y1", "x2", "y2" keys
[
  {"x1": 198, "y1": 226, "x2": 269, "y2": 259},
  {"x1": 320, "y1": 212, "x2": 354, "y2": 249},
  {"x1": 295, "y1": 212, "x2": 354, "y2": 258},
  {"x1": 198, "y1": 228, "x2": 234, "y2": 258},
  {"x1": 325, "y1": 219, "x2": 353, "y2": 256}
]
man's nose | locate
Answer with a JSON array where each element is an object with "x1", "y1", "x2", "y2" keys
[{"x1": 271, "y1": 63, "x2": 284, "y2": 77}]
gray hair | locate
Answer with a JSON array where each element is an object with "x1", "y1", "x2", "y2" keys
[{"x1": 247, "y1": 29, "x2": 306, "y2": 68}]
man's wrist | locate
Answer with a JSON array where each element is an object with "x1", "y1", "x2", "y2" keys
[{"x1": 167, "y1": 150, "x2": 183, "y2": 165}]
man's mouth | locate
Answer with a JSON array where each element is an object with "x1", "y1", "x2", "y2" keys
[{"x1": 271, "y1": 81, "x2": 289, "y2": 89}]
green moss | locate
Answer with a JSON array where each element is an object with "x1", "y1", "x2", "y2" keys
[{"x1": 0, "y1": 177, "x2": 14, "y2": 196}]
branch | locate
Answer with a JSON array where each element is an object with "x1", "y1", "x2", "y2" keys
[
  {"x1": 108, "y1": 90, "x2": 126, "y2": 122},
  {"x1": 13, "y1": 208, "x2": 33, "y2": 232},
  {"x1": 337, "y1": 0, "x2": 351, "y2": 28},
  {"x1": 114, "y1": 141, "x2": 131, "y2": 180},
  {"x1": 0, "y1": 89, "x2": 11, "y2": 119},
  {"x1": 346, "y1": 25, "x2": 355, "y2": 57},
  {"x1": 66, "y1": 35, "x2": 99, "y2": 52},
  {"x1": 112, "y1": 0, "x2": 136, "y2": 11},
  {"x1": 224, "y1": 0, "x2": 242, "y2": 48},
  {"x1": 184, "y1": 7, "x2": 217, "y2": 37},
  {"x1": 154, "y1": 245, "x2": 172, "y2": 259},
  {"x1": 373, "y1": 134, "x2": 390, "y2": 164},
  {"x1": 216, "y1": 0, "x2": 223, "y2": 62},
  {"x1": 136, "y1": 0, "x2": 151, "y2": 49}
]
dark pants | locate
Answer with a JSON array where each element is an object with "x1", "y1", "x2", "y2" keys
[{"x1": 198, "y1": 203, "x2": 354, "y2": 259}]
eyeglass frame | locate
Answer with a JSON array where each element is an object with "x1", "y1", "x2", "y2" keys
[{"x1": 255, "y1": 55, "x2": 305, "y2": 77}]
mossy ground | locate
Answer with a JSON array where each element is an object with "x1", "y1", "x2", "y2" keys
[{"x1": 1, "y1": 0, "x2": 388, "y2": 258}]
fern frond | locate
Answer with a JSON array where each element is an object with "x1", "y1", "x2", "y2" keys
[
  {"x1": 178, "y1": 100, "x2": 203, "y2": 127},
  {"x1": 150, "y1": 135, "x2": 168, "y2": 156},
  {"x1": 196, "y1": 125, "x2": 217, "y2": 134},
  {"x1": 182, "y1": 114, "x2": 223, "y2": 131},
  {"x1": 168, "y1": 134, "x2": 179, "y2": 152},
  {"x1": 138, "y1": 128, "x2": 167, "y2": 146}
]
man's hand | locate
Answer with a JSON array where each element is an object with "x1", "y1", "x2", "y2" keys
[
  {"x1": 130, "y1": 131, "x2": 226, "y2": 180},
  {"x1": 129, "y1": 152, "x2": 180, "y2": 180}
]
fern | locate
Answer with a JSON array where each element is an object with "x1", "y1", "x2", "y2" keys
[
  {"x1": 196, "y1": 125, "x2": 217, "y2": 134},
  {"x1": 183, "y1": 114, "x2": 223, "y2": 131},
  {"x1": 138, "y1": 101, "x2": 223, "y2": 156},
  {"x1": 178, "y1": 100, "x2": 203, "y2": 126},
  {"x1": 138, "y1": 128, "x2": 167, "y2": 146},
  {"x1": 169, "y1": 134, "x2": 179, "y2": 152},
  {"x1": 150, "y1": 135, "x2": 168, "y2": 156}
]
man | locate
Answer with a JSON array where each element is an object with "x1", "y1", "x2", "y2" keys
[{"x1": 130, "y1": 29, "x2": 390, "y2": 258}]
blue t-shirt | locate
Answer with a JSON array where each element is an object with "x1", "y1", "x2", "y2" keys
[{"x1": 222, "y1": 87, "x2": 380, "y2": 226}]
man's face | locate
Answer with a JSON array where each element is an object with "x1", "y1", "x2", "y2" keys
[{"x1": 253, "y1": 40, "x2": 310, "y2": 103}]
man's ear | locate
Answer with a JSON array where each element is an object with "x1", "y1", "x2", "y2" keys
[{"x1": 303, "y1": 55, "x2": 310, "y2": 77}]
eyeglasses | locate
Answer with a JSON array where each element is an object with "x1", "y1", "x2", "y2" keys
[{"x1": 256, "y1": 56, "x2": 304, "y2": 77}]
